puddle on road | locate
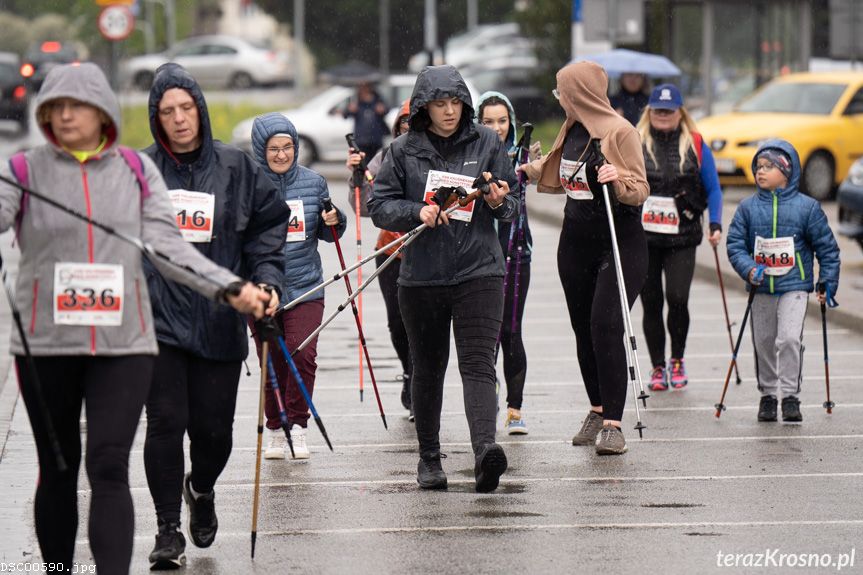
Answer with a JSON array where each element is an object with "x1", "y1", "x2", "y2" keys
[{"x1": 466, "y1": 510, "x2": 545, "y2": 519}]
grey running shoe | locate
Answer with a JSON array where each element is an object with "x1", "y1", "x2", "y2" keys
[
  {"x1": 572, "y1": 411, "x2": 604, "y2": 446},
  {"x1": 595, "y1": 425, "x2": 628, "y2": 455}
]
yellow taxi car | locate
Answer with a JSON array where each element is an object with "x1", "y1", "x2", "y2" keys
[{"x1": 698, "y1": 72, "x2": 863, "y2": 200}]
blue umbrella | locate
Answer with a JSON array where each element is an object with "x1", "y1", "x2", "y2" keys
[{"x1": 576, "y1": 49, "x2": 681, "y2": 78}]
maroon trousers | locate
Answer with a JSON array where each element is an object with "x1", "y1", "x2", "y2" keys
[{"x1": 252, "y1": 299, "x2": 325, "y2": 429}]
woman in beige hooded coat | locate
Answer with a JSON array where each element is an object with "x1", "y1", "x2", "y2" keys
[{"x1": 521, "y1": 61, "x2": 649, "y2": 455}]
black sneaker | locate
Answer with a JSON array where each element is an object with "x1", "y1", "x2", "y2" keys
[
  {"x1": 149, "y1": 520, "x2": 186, "y2": 571},
  {"x1": 474, "y1": 443, "x2": 508, "y2": 493},
  {"x1": 182, "y1": 472, "x2": 218, "y2": 548},
  {"x1": 400, "y1": 373, "x2": 412, "y2": 411},
  {"x1": 417, "y1": 453, "x2": 447, "y2": 490},
  {"x1": 758, "y1": 395, "x2": 778, "y2": 422},
  {"x1": 782, "y1": 396, "x2": 802, "y2": 422}
]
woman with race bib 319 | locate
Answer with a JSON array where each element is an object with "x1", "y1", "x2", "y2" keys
[{"x1": 636, "y1": 84, "x2": 723, "y2": 391}]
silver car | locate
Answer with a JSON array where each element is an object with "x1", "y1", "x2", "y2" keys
[{"x1": 123, "y1": 35, "x2": 292, "y2": 91}]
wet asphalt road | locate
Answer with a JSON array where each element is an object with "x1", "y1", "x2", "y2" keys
[{"x1": 0, "y1": 162, "x2": 862, "y2": 574}]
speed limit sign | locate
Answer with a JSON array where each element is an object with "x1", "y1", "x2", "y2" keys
[{"x1": 98, "y1": 5, "x2": 135, "y2": 41}]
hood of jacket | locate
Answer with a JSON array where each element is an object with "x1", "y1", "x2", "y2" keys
[
  {"x1": 148, "y1": 63, "x2": 214, "y2": 165},
  {"x1": 524, "y1": 60, "x2": 648, "y2": 205},
  {"x1": 476, "y1": 90, "x2": 517, "y2": 151},
  {"x1": 251, "y1": 112, "x2": 300, "y2": 187},
  {"x1": 35, "y1": 62, "x2": 120, "y2": 153},
  {"x1": 408, "y1": 65, "x2": 475, "y2": 133},
  {"x1": 751, "y1": 138, "x2": 801, "y2": 201},
  {"x1": 555, "y1": 61, "x2": 629, "y2": 141}
]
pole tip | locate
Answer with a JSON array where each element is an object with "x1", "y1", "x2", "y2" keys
[{"x1": 251, "y1": 532, "x2": 257, "y2": 559}]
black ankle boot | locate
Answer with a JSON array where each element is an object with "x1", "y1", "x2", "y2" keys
[
  {"x1": 417, "y1": 453, "x2": 447, "y2": 490},
  {"x1": 474, "y1": 443, "x2": 508, "y2": 493},
  {"x1": 758, "y1": 395, "x2": 778, "y2": 422}
]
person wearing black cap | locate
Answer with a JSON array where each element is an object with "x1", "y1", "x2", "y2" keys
[
  {"x1": 636, "y1": 83, "x2": 724, "y2": 392},
  {"x1": 369, "y1": 65, "x2": 518, "y2": 493}
]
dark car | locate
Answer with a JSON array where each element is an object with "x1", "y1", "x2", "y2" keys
[
  {"x1": 837, "y1": 156, "x2": 863, "y2": 251},
  {"x1": 20, "y1": 41, "x2": 79, "y2": 92},
  {"x1": 0, "y1": 52, "x2": 28, "y2": 132}
]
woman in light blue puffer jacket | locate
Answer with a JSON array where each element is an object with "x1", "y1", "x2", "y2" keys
[{"x1": 250, "y1": 112, "x2": 346, "y2": 459}]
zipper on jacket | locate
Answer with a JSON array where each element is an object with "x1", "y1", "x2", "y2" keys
[
  {"x1": 770, "y1": 191, "x2": 778, "y2": 294},
  {"x1": 29, "y1": 279, "x2": 38, "y2": 335},
  {"x1": 80, "y1": 164, "x2": 97, "y2": 355},
  {"x1": 797, "y1": 251, "x2": 805, "y2": 280}
]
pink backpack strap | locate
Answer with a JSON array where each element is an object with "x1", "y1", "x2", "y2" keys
[
  {"x1": 118, "y1": 146, "x2": 150, "y2": 204},
  {"x1": 9, "y1": 152, "x2": 29, "y2": 239}
]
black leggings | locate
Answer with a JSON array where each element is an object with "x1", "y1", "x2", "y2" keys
[
  {"x1": 399, "y1": 276, "x2": 502, "y2": 458},
  {"x1": 500, "y1": 261, "x2": 530, "y2": 409},
  {"x1": 557, "y1": 214, "x2": 647, "y2": 421},
  {"x1": 16, "y1": 354, "x2": 154, "y2": 575},
  {"x1": 641, "y1": 245, "x2": 697, "y2": 367},
  {"x1": 144, "y1": 343, "x2": 242, "y2": 525},
  {"x1": 376, "y1": 254, "x2": 411, "y2": 375}
]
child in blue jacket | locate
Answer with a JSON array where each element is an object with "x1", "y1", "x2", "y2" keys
[{"x1": 727, "y1": 139, "x2": 839, "y2": 423}]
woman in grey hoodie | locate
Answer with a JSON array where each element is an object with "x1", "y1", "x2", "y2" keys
[{"x1": 0, "y1": 63, "x2": 269, "y2": 575}]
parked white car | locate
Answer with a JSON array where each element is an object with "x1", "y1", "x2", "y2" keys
[
  {"x1": 231, "y1": 74, "x2": 479, "y2": 165},
  {"x1": 123, "y1": 35, "x2": 292, "y2": 91}
]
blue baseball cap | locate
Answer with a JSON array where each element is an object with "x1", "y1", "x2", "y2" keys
[{"x1": 649, "y1": 84, "x2": 683, "y2": 110}]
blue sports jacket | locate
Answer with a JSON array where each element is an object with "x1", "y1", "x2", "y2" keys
[
  {"x1": 252, "y1": 112, "x2": 347, "y2": 303},
  {"x1": 726, "y1": 139, "x2": 839, "y2": 297}
]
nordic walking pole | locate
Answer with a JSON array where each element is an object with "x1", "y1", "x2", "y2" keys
[
  {"x1": 818, "y1": 283, "x2": 834, "y2": 414},
  {"x1": 292, "y1": 219, "x2": 424, "y2": 358},
  {"x1": 293, "y1": 187, "x2": 485, "y2": 357},
  {"x1": 266, "y1": 355, "x2": 295, "y2": 458},
  {"x1": 255, "y1": 299, "x2": 297, "y2": 455},
  {"x1": 322, "y1": 196, "x2": 387, "y2": 429},
  {"x1": 0, "y1": 254, "x2": 67, "y2": 472},
  {"x1": 346, "y1": 134, "x2": 370, "y2": 402},
  {"x1": 250, "y1": 340, "x2": 268, "y2": 559},
  {"x1": 510, "y1": 125, "x2": 532, "y2": 339},
  {"x1": 0, "y1": 173, "x2": 242, "y2": 296},
  {"x1": 497, "y1": 123, "x2": 532, "y2": 351},
  {"x1": 591, "y1": 139, "x2": 647, "y2": 437},
  {"x1": 715, "y1": 287, "x2": 758, "y2": 418},
  {"x1": 274, "y1": 186, "x2": 486, "y2": 315},
  {"x1": 273, "y1": 335, "x2": 334, "y2": 451},
  {"x1": 276, "y1": 223, "x2": 421, "y2": 314},
  {"x1": 713, "y1": 244, "x2": 742, "y2": 384}
]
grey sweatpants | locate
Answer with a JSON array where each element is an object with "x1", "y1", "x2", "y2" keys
[{"x1": 750, "y1": 291, "x2": 808, "y2": 398}]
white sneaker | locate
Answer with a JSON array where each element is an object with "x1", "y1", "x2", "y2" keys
[
  {"x1": 264, "y1": 429, "x2": 286, "y2": 460},
  {"x1": 290, "y1": 424, "x2": 310, "y2": 460}
]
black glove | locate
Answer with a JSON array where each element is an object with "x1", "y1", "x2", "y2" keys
[
  {"x1": 255, "y1": 315, "x2": 284, "y2": 342},
  {"x1": 674, "y1": 191, "x2": 707, "y2": 221}
]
